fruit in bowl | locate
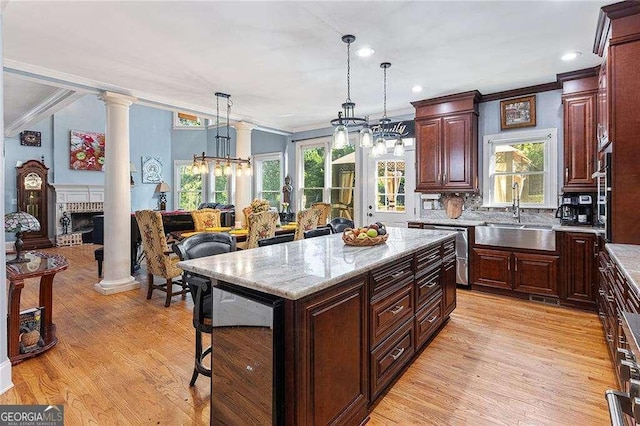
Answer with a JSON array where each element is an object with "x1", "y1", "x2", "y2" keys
[{"x1": 342, "y1": 222, "x2": 389, "y2": 246}]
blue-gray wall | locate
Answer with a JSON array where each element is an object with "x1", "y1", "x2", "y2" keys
[{"x1": 478, "y1": 89, "x2": 564, "y2": 192}]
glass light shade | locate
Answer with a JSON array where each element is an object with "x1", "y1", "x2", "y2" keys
[
  {"x1": 4, "y1": 211, "x2": 40, "y2": 233},
  {"x1": 224, "y1": 162, "x2": 232, "y2": 176},
  {"x1": 191, "y1": 162, "x2": 200, "y2": 174},
  {"x1": 236, "y1": 164, "x2": 244, "y2": 177},
  {"x1": 333, "y1": 124, "x2": 349, "y2": 149},
  {"x1": 393, "y1": 140, "x2": 405, "y2": 157},
  {"x1": 245, "y1": 164, "x2": 253, "y2": 176},
  {"x1": 200, "y1": 160, "x2": 209, "y2": 174},
  {"x1": 359, "y1": 126, "x2": 373, "y2": 148},
  {"x1": 214, "y1": 162, "x2": 223, "y2": 177},
  {"x1": 373, "y1": 137, "x2": 386, "y2": 157}
]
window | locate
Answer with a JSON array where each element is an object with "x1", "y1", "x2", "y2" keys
[
  {"x1": 297, "y1": 137, "x2": 357, "y2": 220},
  {"x1": 482, "y1": 128, "x2": 558, "y2": 208},
  {"x1": 173, "y1": 112, "x2": 205, "y2": 129},
  {"x1": 175, "y1": 161, "x2": 203, "y2": 210},
  {"x1": 254, "y1": 153, "x2": 283, "y2": 208},
  {"x1": 209, "y1": 172, "x2": 230, "y2": 205},
  {"x1": 375, "y1": 160, "x2": 406, "y2": 212}
]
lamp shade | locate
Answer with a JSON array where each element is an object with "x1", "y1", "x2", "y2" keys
[
  {"x1": 4, "y1": 211, "x2": 40, "y2": 233},
  {"x1": 155, "y1": 182, "x2": 171, "y2": 193}
]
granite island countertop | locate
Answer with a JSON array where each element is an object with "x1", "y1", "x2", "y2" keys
[
  {"x1": 606, "y1": 244, "x2": 640, "y2": 295},
  {"x1": 177, "y1": 227, "x2": 455, "y2": 300}
]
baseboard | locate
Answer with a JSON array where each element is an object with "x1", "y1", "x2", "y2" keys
[{"x1": 0, "y1": 359, "x2": 14, "y2": 395}]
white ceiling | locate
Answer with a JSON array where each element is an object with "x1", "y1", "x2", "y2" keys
[{"x1": 2, "y1": 1, "x2": 608, "y2": 134}]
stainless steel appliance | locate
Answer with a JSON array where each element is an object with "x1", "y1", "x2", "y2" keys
[
  {"x1": 210, "y1": 284, "x2": 285, "y2": 425},
  {"x1": 593, "y1": 152, "x2": 612, "y2": 241},
  {"x1": 421, "y1": 224, "x2": 469, "y2": 287}
]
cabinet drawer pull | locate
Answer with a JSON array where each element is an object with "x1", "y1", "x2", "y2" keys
[
  {"x1": 426, "y1": 281, "x2": 437, "y2": 288},
  {"x1": 443, "y1": 173, "x2": 447, "y2": 183},
  {"x1": 388, "y1": 305, "x2": 404, "y2": 315},
  {"x1": 390, "y1": 271, "x2": 405, "y2": 279},
  {"x1": 389, "y1": 347, "x2": 405, "y2": 361},
  {"x1": 565, "y1": 167, "x2": 569, "y2": 182},
  {"x1": 428, "y1": 315, "x2": 438, "y2": 324}
]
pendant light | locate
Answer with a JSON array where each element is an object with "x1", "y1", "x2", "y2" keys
[
  {"x1": 373, "y1": 62, "x2": 403, "y2": 157},
  {"x1": 330, "y1": 35, "x2": 368, "y2": 149}
]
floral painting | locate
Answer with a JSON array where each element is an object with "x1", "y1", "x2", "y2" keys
[{"x1": 70, "y1": 130, "x2": 105, "y2": 171}]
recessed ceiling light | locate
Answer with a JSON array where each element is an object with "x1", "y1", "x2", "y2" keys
[
  {"x1": 356, "y1": 46, "x2": 375, "y2": 57},
  {"x1": 412, "y1": 85, "x2": 423, "y2": 93},
  {"x1": 561, "y1": 51, "x2": 582, "y2": 61}
]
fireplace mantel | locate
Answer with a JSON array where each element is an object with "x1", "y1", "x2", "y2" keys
[{"x1": 51, "y1": 183, "x2": 104, "y2": 244}]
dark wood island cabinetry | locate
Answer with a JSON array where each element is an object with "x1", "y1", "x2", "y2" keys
[{"x1": 178, "y1": 228, "x2": 456, "y2": 425}]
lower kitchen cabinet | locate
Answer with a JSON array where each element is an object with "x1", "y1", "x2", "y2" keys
[
  {"x1": 562, "y1": 231, "x2": 598, "y2": 308},
  {"x1": 472, "y1": 248, "x2": 559, "y2": 297}
]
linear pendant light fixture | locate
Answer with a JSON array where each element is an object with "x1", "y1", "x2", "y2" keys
[
  {"x1": 372, "y1": 62, "x2": 403, "y2": 158},
  {"x1": 330, "y1": 34, "x2": 370, "y2": 149},
  {"x1": 191, "y1": 92, "x2": 252, "y2": 176}
]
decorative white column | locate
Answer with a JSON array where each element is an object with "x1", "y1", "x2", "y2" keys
[
  {"x1": 235, "y1": 121, "x2": 254, "y2": 225},
  {"x1": 95, "y1": 91, "x2": 140, "y2": 295}
]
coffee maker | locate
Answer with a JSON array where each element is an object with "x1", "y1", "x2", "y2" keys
[{"x1": 556, "y1": 194, "x2": 595, "y2": 226}]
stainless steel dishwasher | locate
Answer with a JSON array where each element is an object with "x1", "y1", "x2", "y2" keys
[{"x1": 421, "y1": 224, "x2": 469, "y2": 287}]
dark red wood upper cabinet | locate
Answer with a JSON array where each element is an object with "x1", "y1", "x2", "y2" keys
[{"x1": 562, "y1": 92, "x2": 597, "y2": 192}]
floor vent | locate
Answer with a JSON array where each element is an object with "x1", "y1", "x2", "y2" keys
[{"x1": 529, "y1": 295, "x2": 560, "y2": 306}]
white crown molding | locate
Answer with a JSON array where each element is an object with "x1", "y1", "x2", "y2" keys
[
  {"x1": 4, "y1": 60, "x2": 292, "y2": 132},
  {"x1": 4, "y1": 89, "x2": 84, "y2": 137}
]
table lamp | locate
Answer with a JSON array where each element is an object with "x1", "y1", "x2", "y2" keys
[
  {"x1": 4, "y1": 211, "x2": 41, "y2": 264},
  {"x1": 155, "y1": 181, "x2": 171, "y2": 211}
]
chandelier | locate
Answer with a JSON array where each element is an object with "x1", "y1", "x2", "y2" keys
[
  {"x1": 372, "y1": 62, "x2": 404, "y2": 158},
  {"x1": 191, "y1": 92, "x2": 252, "y2": 177},
  {"x1": 330, "y1": 34, "x2": 371, "y2": 149}
]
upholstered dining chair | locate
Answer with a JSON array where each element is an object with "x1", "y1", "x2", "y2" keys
[
  {"x1": 311, "y1": 202, "x2": 331, "y2": 226},
  {"x1": 294, "y1": 208, "x2": 321, "y2": 241},
  {"x1": 237, "y1": 210, "x2": 279, "y2": 250},
  {"x1": 242, "y1": 205, "x2": 253, "y2": 229},
  {"x1": 135, "y1": 210, "x2": 189, "y2": 307},
  {"x1": 328, "y1": 217, "x2": 355, "y2": 234},
  {"x1": 191, "y1": 208, "x2": 221, "y2": 231},
  {"x1": 173, "y1": 232, "x2": 236, "y2": 386}
]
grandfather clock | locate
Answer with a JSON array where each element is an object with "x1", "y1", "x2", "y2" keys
[{"x1": 16, "y1": 160, "x2": 53, "y2": 249}]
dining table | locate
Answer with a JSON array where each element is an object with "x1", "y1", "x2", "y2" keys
[{"x1": 170, "y1": 222, "x2": 300, "y2": 243}]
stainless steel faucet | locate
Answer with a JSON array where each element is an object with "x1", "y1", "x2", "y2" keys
[{"x1": 512, "y1": 181, "x2": 521, "y2": 222}]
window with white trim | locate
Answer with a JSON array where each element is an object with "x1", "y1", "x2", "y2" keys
[
  {"x1": 254, "y1": 153, "x2": 283, "y2": 208},
  {"x1": 174, "y1": 161, "x2": 203, "y2": 210},
  {"x1": 296, "y1": 137, "x2": 356, "y2": 220},
  {"x1": 482, "y1": 128, "x2": 558, "y2": 208},
  {"x1": 173, "y1": 112, "x2": 205, "y2": 129}
]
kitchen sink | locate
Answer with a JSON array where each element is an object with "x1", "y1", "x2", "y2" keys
[
  {"x1": 475, "y1": 225, "x2": 556, "y2": 251},
  {"x1": 486, "y1": 222, "x2": 554, "y2": 230}
]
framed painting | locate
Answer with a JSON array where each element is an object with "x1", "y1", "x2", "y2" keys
[
  {"x1": 142, "y1": 157, "x2": 163, "y2": 183},
  {"x1": 70, "y1": 130, "x2": 106, "y2": 171},
  {"x1": 500, "y1": 95, "x2": 536, "y2": 130}
]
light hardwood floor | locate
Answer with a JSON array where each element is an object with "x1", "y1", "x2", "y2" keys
[{"x1": 0, "y1": 244, "x2": 616, "y2": 425}]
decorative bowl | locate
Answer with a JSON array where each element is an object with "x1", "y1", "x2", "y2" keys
[{"x1": 342, "y1": 228, "x2": 389, "y2": 246}]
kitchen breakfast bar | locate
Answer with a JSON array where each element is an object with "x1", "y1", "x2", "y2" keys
[{"x1": 178, "y1": 227, "x2": 457, "y2": 425}]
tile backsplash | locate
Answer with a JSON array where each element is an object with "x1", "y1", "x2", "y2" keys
[{"x1": 419, "y1": 193, "x2": 558, "y2": 225}]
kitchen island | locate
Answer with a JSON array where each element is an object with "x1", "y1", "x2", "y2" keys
[{"x1": 178, "y1": 227, "x2": 456, "y2": 425}]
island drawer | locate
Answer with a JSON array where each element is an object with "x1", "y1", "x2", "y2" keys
[
  {"x1": 415, "y1": 267, "x2": 441, "y2": 309},
  {"x1": 443, "y1": 238, "x2": 455, "y2": 258},
  {"x1": 415, "y1": 245, "x2": 441, "y2": 274},
  {"x1": 415, "y1": 291, "x2": 443, "y2": 349},
  {"x1": 370, "y1": 319, "x2": 415, "y2": 400},
  {"x1": 370, "y1": 280, "x2": 414, "y2": 348},
  {"x1": 370, "y1": 256, "x2": 414, "y2": 297}
]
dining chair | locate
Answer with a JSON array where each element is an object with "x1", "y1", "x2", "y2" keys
[
  {"x1": 238, "y1": 210, "x2": 279, "y2": 249},
  {"x1": 173, "y1": 232, "x2": 236, "y2": 386},
  {"x1": 294, "y1": 208, "x2": 321, "y2": 241},
  {"x1": 258, "y1": 233, "x2": 295, "y2": 247},
  {"x1": 311, "y1": 202, "x2": 331, "y2": 226},
  {"x1": 135, "y1": 210, "x2": 189, "y2": 307},
  {"x1": 191, "y1": 208, "x2": 221, "y2": 231}
]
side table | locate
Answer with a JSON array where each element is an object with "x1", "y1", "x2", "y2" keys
[{"x1": 6, "y1": 251, "x2": 68, "y2": 365}]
